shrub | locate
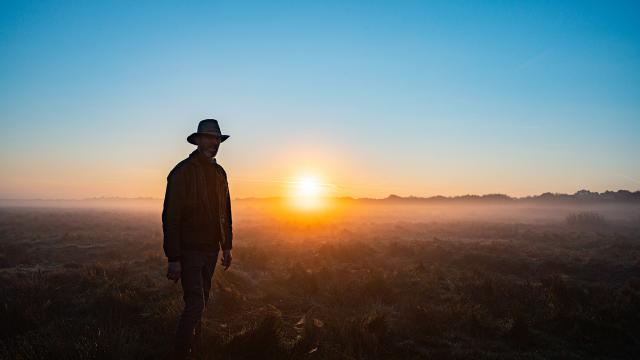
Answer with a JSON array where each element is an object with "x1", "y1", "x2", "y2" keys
[{"x1": 566, "y1": 211, "x2": 607, "y2": 228}]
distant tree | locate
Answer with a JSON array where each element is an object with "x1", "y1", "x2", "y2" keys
[{"x1": 565, "y1": 211, "x2": 607, "y2": 227}]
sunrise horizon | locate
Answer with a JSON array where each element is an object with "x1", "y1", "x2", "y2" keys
[{"x1": 2, "y1": 188, "x2": 639, "y2": 202}]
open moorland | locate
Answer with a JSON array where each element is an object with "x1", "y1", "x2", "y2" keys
[{"x1": 1, "y1": 200, "x2": 639, "y2": 359}]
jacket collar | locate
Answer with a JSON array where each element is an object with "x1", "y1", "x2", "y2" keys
[{"x1": 190, "y1": 149, "x2": 217, "y2": 165}]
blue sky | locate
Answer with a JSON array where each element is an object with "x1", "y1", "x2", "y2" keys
[{"x1": 1, "y1": 1, "x2": 639, "y2": 199}]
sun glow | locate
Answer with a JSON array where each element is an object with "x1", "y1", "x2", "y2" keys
[
  {"x1": 296, "y1": 176, "x2": 321, "y2": 197},
  {"x1": 288, "y1": 173, "x2": 329, "y2": 211}
]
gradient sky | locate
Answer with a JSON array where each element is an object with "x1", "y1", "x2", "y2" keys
[{"x1": 1, "y1": 0, "x2": 639, "y2": 199}]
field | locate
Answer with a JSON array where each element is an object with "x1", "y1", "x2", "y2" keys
[{"x1": 1, "y1": 201, "x2": 639, "y2": 359}]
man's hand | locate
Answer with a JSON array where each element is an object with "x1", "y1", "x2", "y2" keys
[
  {"x1": 221, "y1": 249, "x2": 232, "y2": 270},
  {"x1": 167, "y1": 261, "x2": 181, "y2": 282}
]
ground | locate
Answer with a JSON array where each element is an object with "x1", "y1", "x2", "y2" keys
[{"x1": 1, "y1": 206, "x2": 639, "y2": 359}]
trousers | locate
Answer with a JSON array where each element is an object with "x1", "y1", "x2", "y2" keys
[{"x1": 174, "y1": 249, "x2": 220, "y2": 359}]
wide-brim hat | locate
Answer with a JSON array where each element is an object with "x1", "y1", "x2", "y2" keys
[{"x1": 187, "y1": 119, "x2": 230, "y2": 145}]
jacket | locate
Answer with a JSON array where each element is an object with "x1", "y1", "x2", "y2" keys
[{"x1": 162, "y1": 149, "x2": 233, "y2": 261}]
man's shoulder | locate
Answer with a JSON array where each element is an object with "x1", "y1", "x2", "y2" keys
[
  {"x1": 214, "y1": 162, "x2": 228, "y2": 178},
  {"x1": 215, "y1": 162, "x2": 227, "y2": 173},
  {"x1": 167, "y1": 156, "x2": 196, "y2": 179}
]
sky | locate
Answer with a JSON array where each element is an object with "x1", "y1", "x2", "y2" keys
[{"x1": 1, "y1": 0, "x2": 639, "y2": 199}]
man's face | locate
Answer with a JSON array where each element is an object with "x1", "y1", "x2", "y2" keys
[{"x1": 196, "y1": 134, "x2": 221, "y2": 157}]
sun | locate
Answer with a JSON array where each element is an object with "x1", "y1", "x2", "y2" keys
[
  {"x1": 288, "y1": 173, "x2": 329, "y2": 211},
  {"x1": 295, "y1": 176, "x2": 322, "y2": 198}
]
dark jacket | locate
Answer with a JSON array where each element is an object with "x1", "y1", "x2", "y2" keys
[{"x1": 162, "y1": 149, "x2": 233, "y2": 261}]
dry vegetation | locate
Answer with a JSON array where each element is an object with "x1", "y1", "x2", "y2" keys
[{"x1": 1, "y1": 203, "x2": 639, "y2": 359}]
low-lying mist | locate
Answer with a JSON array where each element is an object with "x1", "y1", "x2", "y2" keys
[{"x1": 1, "y1": 199, "x2": 639, "y2": 359}]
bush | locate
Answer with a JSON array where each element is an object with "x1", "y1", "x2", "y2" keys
[{"x1": 566, "y1": 211, "x2": 607, "y2": 228}]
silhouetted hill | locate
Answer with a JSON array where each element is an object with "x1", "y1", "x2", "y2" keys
[
  {"x1": 369, "y1": 189, "x2": 640, "y2": 204},
  {"x1": 2, "y1": 189, "x2": 639, "y2": 208}
]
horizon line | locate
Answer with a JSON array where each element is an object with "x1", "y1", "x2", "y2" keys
[{"x1": 1, "y1": 188, "x2": 639, "y2": 202}]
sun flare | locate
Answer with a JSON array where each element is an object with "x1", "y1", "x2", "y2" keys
[
  {"x1": 295, "y1": 176, "x2": 322, "y2": 198},
  {"x1": 288, "y1": 173, "x2": 329, "y2": 211}
]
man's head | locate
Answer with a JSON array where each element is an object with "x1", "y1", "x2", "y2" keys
[
  {"x1": 186, "y1": 119, "x2": 230, "y2": 157},
  {"x1": 195, "y1": 133, "x2": 222, "y2": 158}
]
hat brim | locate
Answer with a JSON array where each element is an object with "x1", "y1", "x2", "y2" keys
[{"x1": 187, "y1": 133, "x2": 230, "y2": 145}]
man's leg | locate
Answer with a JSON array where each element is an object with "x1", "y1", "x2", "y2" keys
[
  {"x1": 202, "y1": 250, "x2": 220, "y2": 307},
  {"x1": 192, "y1": 250, "x2": 220, "y2": 355},
  {"x1": 174, "y1": 251, "x2": 206, "y2": 360}
]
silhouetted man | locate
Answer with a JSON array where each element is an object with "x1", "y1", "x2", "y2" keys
[{"x1": 162, "y1": 119, "x2": 233, "y2": 359}]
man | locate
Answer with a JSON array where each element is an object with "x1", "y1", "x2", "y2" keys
[{"x1": 162, "y1": 118, "x2": 233, "y2": 359}]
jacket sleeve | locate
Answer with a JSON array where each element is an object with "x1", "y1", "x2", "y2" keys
[
  {"x1": 222, "y1": 172, "x2": 233, "y2": 250},
  {"x1": 162, "y1": 169, "x2": 186, "y2": 261}
]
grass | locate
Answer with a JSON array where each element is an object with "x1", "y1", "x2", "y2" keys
[{"x1": 0, "y1": 207, "x2": 639, "y2": 359}]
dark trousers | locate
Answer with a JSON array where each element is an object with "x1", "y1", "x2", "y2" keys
[{"x1": 174, "y1": 249, "x2": 220, "y2": 359}]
